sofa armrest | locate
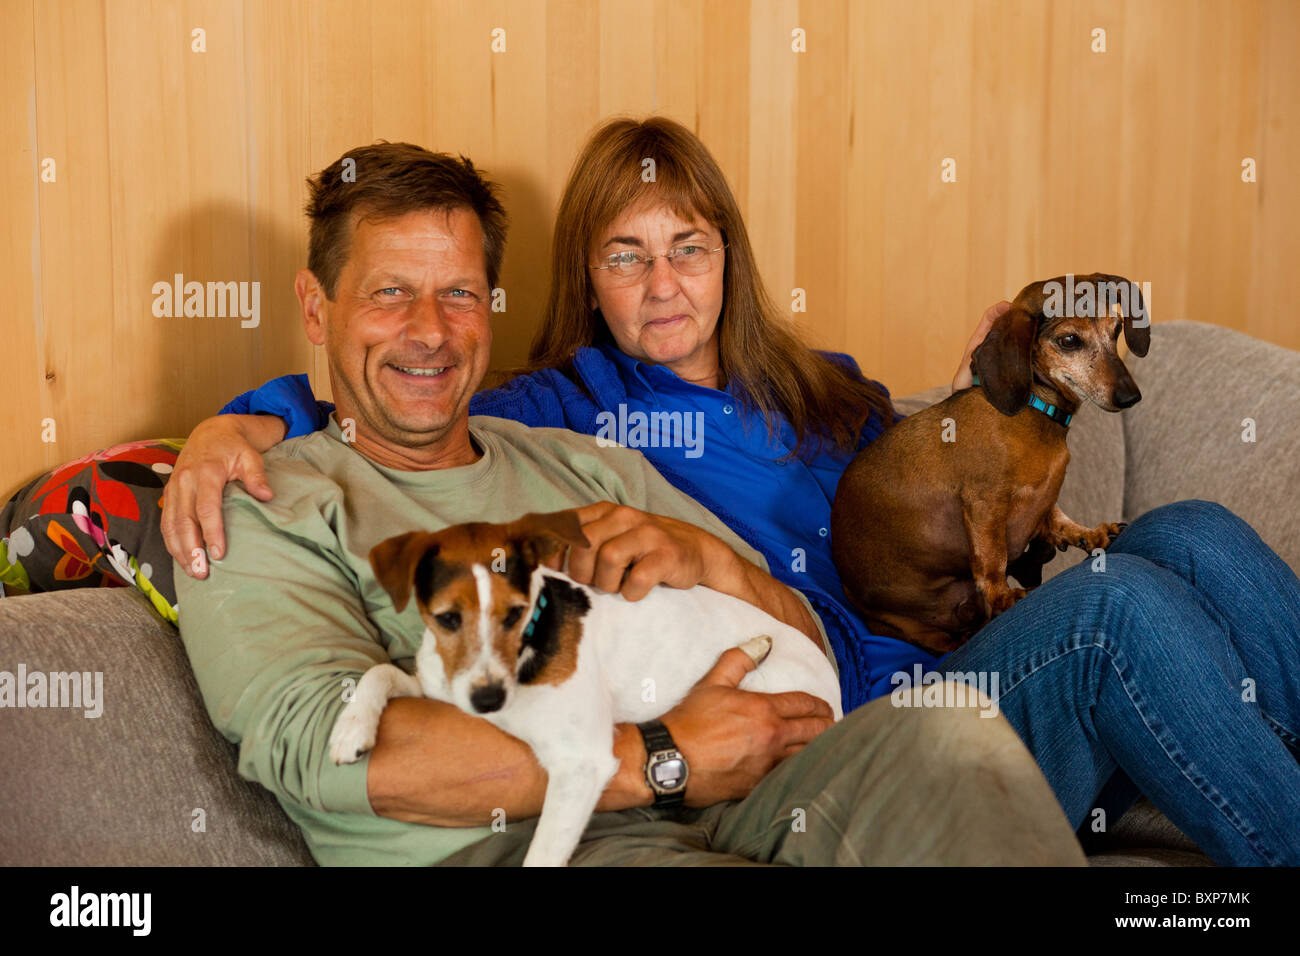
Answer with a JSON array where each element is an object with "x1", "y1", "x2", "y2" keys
[
  {"x1": 1122, "y1": 320, "x2": 1300, "y2": 577},
  {"x1": 0, "y1": 588, "x2": 315, "y2": 865}
]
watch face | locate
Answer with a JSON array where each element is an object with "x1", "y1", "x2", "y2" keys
[{"x1": 651, "y1": 757, "x2": 685, "y2": 790}]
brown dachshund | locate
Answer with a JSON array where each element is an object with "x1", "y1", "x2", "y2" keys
[{"x1": 831, "y1": 273, "x2": 1151, "y2": 654}]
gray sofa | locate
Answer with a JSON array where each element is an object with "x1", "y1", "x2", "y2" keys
[{"x1": 2, "y1": 321, "x2": 1297, "y2": 866}]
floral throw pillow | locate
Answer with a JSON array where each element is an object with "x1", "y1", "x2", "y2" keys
[{"x1": 0, "y1": 439, "x2": 186, "y2": 624}]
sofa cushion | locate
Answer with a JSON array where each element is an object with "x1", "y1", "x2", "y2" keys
[
  {"x1": 1122, "y1": 320, "x2": 1300, "y2": 575},
  {"x1": 0, "y1": 587, "x2": 314, "y2": 865}
]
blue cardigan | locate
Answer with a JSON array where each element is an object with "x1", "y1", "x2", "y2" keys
[{"x1": 220, "y1": 345, "x2": 941, "y2": 709}]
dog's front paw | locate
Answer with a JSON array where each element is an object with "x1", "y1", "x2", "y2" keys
[
  {"x1": 1081, "y1": 521, "x2": 1127, "y2": 550},
  {"x1": 1048, "y1": 521, "x2": 1128, "y2": 552},
  {"x1": 987, "y1": 587, "x2": 1028, "y2": 617},
  {"x1": 328, "y1": 704, "x2": 379, "y2": 765}
]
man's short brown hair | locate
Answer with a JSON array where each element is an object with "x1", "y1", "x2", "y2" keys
[{"x1": 305, "y1": 141, "x2": 508, "y2": 298}]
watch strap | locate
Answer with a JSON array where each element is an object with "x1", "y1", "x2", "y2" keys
[{"x1": 638, "y1": 718, "x2": 676, "y2": 756}]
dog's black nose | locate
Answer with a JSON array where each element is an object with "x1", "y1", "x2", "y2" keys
[
  {"x1": 1113, "y1": 384, "x2": 1142, "y2": 409},
  {"x1": 470, "y1": 683, "x2": 506, "y2": 713}
]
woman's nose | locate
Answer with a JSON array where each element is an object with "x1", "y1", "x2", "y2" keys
[{"x1": 646, "y1": 254, "x2": 682, "y2": 298}]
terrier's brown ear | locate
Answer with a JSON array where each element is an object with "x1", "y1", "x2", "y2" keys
[
  {"x1": 973, "y1": 306, "x2": 1036, "y2": 416},
  {"x1": 369, "y1": 531, "x2": 440, "y2": 613},
  {"x1": 508, "y1": 510, "x2": 592, "y2": 567}
]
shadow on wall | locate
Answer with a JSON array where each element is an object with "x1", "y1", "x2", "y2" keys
[
  {"x1": 147, "y1": 199, "x2": 311, "y2": 441},
  {"x1": 1, "y1": 202, "x2": 306, "y2": 502},
  {"x1": 470, "y1": 165, "x2": 552, "y2": 375}
]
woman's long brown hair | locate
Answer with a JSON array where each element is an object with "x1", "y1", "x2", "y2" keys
[{"x1": 523, "y1": 115, "x2": 895, "y2": 457}]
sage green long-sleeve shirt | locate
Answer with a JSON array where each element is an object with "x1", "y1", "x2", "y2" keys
[{"x1": 175, "y1": 413, "x2": 832, "y2": 865}]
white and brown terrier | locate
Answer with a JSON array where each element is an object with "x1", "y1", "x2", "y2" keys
[{"x1": 328, "y1": 509, "x2": 843, "y2": 867}]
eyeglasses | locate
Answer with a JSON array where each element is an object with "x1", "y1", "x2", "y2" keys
[{"x1": 590, "y1": 243, "x2": 727, "y2": 284}]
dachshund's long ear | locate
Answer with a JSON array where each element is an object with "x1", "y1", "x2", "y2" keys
[
  {"x1": 508, "y1": 510, "x2": 592, "y2": 567},
  {"x1": 369, "y1": 532, "x2": 440, "y2": 613},
  {"x1": 972, "y1": 306, "x2": 1036, "y2": 416},
  {"x1": 1094, "y1": 273, "x2": 1151, "y2": 357}
]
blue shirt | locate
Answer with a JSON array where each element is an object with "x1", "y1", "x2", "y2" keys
[{"x1": 219, "y1": 346, "x2": 941, "y2": 709}]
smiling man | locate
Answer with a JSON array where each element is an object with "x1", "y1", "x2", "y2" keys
[
  {"x1": 170, "y1": 142, "x2": 1084, "y2": 866},
  {"x1": 299, "y1": 202, "x2": 492, "y2": 470}
]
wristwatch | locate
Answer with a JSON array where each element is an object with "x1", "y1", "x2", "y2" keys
[{"x1": 637, "y1": 719, "x2": 688, "y2": 808}]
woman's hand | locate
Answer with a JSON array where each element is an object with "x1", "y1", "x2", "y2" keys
[
  {"x1": 951, "y1": 300, "x2": 1011, "y2": 392},
  {"x1": 566, "y1": 501, "x2": 821, "y2": 647},
  {"x1": 162, "y1": 414, "x2": 284, "y2": 578},
  {"x1": 566, "y1": 502, "x2": 730, "y2": 600}
]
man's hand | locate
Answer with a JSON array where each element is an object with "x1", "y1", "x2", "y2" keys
[
  {"x1": 375, "y1": 644, "x2": 837, "y2": 823},
  {"x1": 951, "y1": 300, "x2": 1011, "y2": 392},
  {"x1": 162, "y1": 414, "x2": 285, "y2": 577},
  {"x1": 659, "y1": 646, "x2": 835, "y2": 807}
]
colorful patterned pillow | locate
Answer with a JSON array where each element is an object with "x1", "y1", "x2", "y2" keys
[{"x1": 0, "y1": 439, "x2": 186, "y2": 624}]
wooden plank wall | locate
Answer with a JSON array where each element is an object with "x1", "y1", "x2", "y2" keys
[{"x1": 3, "y1": 0, "x2": 1297, "y2": 497}]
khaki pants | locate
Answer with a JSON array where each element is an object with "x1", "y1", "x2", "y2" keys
[{"x1": 437, "y1": 685, "x2": 1087, "y2": 866}]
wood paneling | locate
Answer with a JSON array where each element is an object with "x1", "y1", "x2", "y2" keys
[
  {"x1": 3, "y1": 0, "x2": 1298, "y2": 497},
  {"x1": 2, "y1": 0, "x2": 42, "y2": 499}
]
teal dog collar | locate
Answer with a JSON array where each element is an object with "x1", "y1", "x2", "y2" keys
[
  {"x1": 969, "y1": 374, "x2": 1073, "y2": 427},
  {"x1": 523, "y1": 592, "x2": 548, "y2": 640}
]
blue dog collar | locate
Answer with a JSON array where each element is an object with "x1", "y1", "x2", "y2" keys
[
  {"x1": 522, "y1": 593, "x2": 547, "y2": 639},
  {"x1": 969, "y1": 374, "x2": 1073, "y2": 426}
]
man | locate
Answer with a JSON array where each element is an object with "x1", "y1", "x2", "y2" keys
[{"x1": 171, "y1": 142, "x2": 1084, "y2": 865}]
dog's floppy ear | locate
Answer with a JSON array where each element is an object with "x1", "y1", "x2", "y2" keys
[
  {"x1": 972, "y1": 305, "x2": 1036, "y2": 416},
  {"x1": 508, "y1": 510, "x2": 592, "y2": 566},
  {"x1": 369, "y1": 531, "x2": 440, "y2": 613},
  {"x1": 1093, "y1": 273, "x2": 1150, "y2": 357}
]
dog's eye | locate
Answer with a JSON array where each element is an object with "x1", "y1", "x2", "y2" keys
[
  {"x1": 434, "y1": 611, "x2": 461, "y2": 631},
  {"x1": 1057, "y1": 334, "x2": 1082, "y2": 350},
  {"x1": 503, "y1": 605, "x2": 525, "y2": 629}
]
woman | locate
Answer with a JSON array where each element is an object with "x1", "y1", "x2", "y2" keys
[{"x1": 166, "y1": 117, "x2": 1300, "y2": 865}]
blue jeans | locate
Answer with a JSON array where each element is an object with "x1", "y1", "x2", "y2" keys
[{"x1": 934, "y1": 499, "x2": 1300, "y2": 865}]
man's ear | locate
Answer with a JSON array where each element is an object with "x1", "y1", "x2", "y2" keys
[
  {"x1": 509, "y1": 510, "x2": 592, "y2": 567},
  {"x1": 972, "y1": 306, "x2": 1036, "y2": 416},
  {"x1": 369, "y1": 531, "x2": 440, "y2": 613},
  {"x1": 296, "y1": 268, "x2": 327, "y2": 347}
]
